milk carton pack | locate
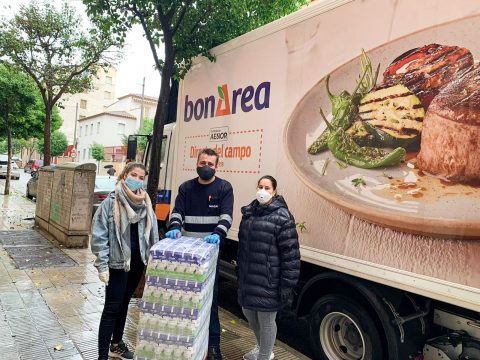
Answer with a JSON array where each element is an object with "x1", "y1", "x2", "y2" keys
[{"x1": 135, "y1": 237, "x2": 219, "y2": 360}]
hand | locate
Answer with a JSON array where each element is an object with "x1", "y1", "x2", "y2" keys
[
  {"x1": 165, "y1": 229, "x2": 182, "y2": 239},
  {"x1": 98, "y1": 272, "x2": 109, "y2": 285},
  {"x1": 280, "y1": 288, "x2": 293, "y2": 304},
  {"x1": 204, "y1": 234, "x2": 220, "y2": 244}
]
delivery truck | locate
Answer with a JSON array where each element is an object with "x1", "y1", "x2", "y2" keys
[{"x1": 129, "y1": 0, "x2": 480, "y2": 358}]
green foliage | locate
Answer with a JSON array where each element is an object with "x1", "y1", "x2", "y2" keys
[
  {"x1": 0, "y1": 65, "x2": 37, "y2": 139},
  {"x1": 90, "y1": 143, "x2": 106, "y2": 162},
  {"x1": 121, "y1": 119, "x2": 153, "y2": 152},
  {"x1": 0, "y1": 0, "x2": 121, "y2": 164},
  {"x1": 36, "y1": 131, "x2": 68, "y2": 157},
  {"x1": 83, "y1": 0, "x2": 308, "y2": 79},
  {"x1": 0, "y1": 139, "x2": 28, "y2": 155}
]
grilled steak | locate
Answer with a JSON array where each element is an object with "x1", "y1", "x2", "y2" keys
[
  {"x1": 383, "y1": 44, "x2": 473, "y2": 109},
  {"x1": 416, "y1": 66, "x2": 480, "y2": 183}
]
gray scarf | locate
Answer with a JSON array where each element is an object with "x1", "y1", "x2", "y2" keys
[{"x1": 113, "y1": 180, "x2": 153, "y2": 271}]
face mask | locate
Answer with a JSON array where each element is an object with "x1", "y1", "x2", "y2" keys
[
  {"x1": 197, "y1": 166, "x2": 215, "y2": 181},
  {"x1": 125, "y1": 176, "x2": 144, "y2": 191},
  {"x1": 256, "y1": 189, "x2": 273, "y2": 205}
]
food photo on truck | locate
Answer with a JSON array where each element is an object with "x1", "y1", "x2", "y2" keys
[{"x1": 127, "y1": 0, "x2": 480, "y2": 359}]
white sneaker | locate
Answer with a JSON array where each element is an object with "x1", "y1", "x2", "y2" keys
[
  {"x1": 243, "y1": 346, "x2": 274, "y2": 360},
  {"x1": 243, "y1": 346, "x2": 259, "y2": 360}
]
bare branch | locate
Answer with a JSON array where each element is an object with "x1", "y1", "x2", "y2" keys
[{"x1": 126, "y1": 3, "x2": 163, "y2": 72}]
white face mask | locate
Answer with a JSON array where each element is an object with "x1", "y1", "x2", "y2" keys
[{"x1": 256, "y1": 188, "x2": 273, "y2": 205}]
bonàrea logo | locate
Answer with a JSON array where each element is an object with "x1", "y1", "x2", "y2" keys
[{"x1": 184, "y1": 82, "x2": 270, "y2": 122}]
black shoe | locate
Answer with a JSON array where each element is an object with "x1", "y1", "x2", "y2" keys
[
  {"x1": 208, "y1": 346, "x2": 223, "y2": 360},
  {"x1": 109, "y1": 340, "x2": 134, "y2": 359}
]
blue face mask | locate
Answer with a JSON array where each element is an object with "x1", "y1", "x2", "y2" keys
[{"x1": 125, "y1": 176, "x2": 144, "y2": 191}]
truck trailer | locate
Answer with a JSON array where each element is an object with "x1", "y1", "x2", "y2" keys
[{"x1": 133, "y1": 0, "x2": 480, "y2": 358}]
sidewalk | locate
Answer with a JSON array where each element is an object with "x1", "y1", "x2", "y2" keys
[{"x1": 0, "y1": 181, "x2": 309, "y2": 360}]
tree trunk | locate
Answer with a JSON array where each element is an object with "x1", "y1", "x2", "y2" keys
[
  {"x1": 146, "y1": 38, "x2": 175, "y2": 208},
  {"x1": 43, "y1": 102, "x2": 52, "y2": 166},
  {"x1": 4, "y1": 124, "x2": 12, "y2": 195}
]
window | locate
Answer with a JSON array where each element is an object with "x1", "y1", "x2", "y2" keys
[
  {"x1": 88, "y1": 149, "x2": 92, "y2": 159},
  {"x1": 80, "y1": 99, "x2": 87, "y2": 109},
  {"x1": 90, "y1": 124, "x2": 93, "y2": 135},
  {"x1": 117, "y1": 123, "x2": 125, "y2": 135},
  {"x1": 79, "y1": 126, "x2": 82, "y2": 137},
  {"x1": 97, "y1": 122, "x2": 100, "y2": 134},
  {"x1": 104, "y1": 91, "x2": 112, "y2": 100},
  {"x1": 105, "y1": 76, "x2": 112, "y2": 85},
  {"x1": 144, "y1": 107, "x2": 150, "y2": 118},
  {"x1": 83, "y1": 149, "x2": 86, "y2": 160}
]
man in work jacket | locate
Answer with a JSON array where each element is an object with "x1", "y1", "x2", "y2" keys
[{"x1": 165, "y1": 147, "x2": 234, "y2": 360}]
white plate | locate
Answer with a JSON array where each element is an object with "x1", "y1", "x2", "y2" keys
[{"x1": 285, "y1": 15, "x2": 480, "y2": 238}]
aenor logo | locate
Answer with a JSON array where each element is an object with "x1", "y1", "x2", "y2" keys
[
  {"x1": 210, "y1": 127, "x2": 229, "y2": 142},
  {"x1": 184, "y1": 82, "x2": 270, "y2": 122}
]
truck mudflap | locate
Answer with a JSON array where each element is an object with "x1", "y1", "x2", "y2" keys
[{"x1": 155, "y1": 189, "x2": 172, "y2": 221}]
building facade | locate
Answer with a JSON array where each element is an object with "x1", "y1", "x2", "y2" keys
[
  {"x1": 58, "y1": 66, "x2": 117, "y2": 144},
  {"x1": 75, "y1": 94, "x2": 158, "y2": 163}
]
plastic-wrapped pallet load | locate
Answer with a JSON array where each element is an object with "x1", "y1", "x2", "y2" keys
[{"x1": 135, "y1": 237, "x2": 219, "y2": 360}]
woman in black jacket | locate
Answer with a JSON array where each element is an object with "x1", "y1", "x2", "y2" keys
[{"x1": 237, "y1": 175, "x2": 301, "y2": 360}]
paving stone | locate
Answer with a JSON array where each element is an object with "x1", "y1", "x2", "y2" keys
[
  {"x1": 38, "y1": 326, "x2": 68, "y2": 340},
  {"x1": 4, "y1": 308, "x2": 29, "y2": 320},
  {"x1": 2, "y1": 346, "x2": 21, "y2": 360},
  {"x1": 0, "y1": 231, "x2": 77, "y2": 270},
  {"x1": 17, "y1": 346, "x2": 52, "y2": 360}
]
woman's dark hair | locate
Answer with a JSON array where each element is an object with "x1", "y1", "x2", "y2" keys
[
  {"x1": 118, "y1": 162, "x2": 147, "y2": 181},
  {"x1": 257, "y1": 175, "x2": 277, "y2": 190}
]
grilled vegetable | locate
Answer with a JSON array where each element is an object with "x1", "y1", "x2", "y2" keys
[
  {"x1": 328, "y1": 127, "x2": 406, "y2": 169},
  {"x1": 358, "y1": 84, "x2": 424, "y2": 148},
  {"x1": 346, "y1": 120, "x2": 377, "y2": 147},
  {"x1": 308, "y1": 51, "x2": 380, "y2": 155},
  {"x1": 323, "y1": 113, "x2": 406, "y2": 169}
]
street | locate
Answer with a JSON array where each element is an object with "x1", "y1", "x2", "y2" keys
[{"x1": 0, "y1": 174, "x2": 310, "y2": 360}]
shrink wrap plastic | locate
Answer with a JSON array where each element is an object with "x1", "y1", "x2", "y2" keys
[{"x1": 135, "y1": 237, "x2": 219, "y2": 360}]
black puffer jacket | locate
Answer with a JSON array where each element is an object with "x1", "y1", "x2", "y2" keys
[{"x1": 237, "y1": 195, "x2": 300, "y2": 311}]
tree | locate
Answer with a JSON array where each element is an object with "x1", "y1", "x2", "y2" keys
[
  {"x1": 90, "y1": 143, "x2": 105, "y2": 173},
  {"x1": 122, "y1": 118, "x2": 154, "y2": 153},
  {"x1": 0, "y1": 0, "x2": 120, "y2": 166},
  {"x1": 83, "y1": 0, "x2": 308, "y2": 206},
  {"x1": 36, "y1": 131, "x2": 68, "y2": 158},
  {"x1": 0, "y1": 65, "x2": 37, "y2": 195}
]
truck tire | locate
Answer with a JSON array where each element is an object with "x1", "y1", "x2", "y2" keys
[{"x1": 309, "y1": 294, "x2": 384, "y2": 360}]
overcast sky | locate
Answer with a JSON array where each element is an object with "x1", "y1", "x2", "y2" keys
[{"x1": 0, "y1": 0, "x2": 162, "y2": 99}]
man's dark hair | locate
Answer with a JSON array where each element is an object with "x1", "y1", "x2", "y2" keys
[{"x1": 197, "y1": 148, "x2": 219, "y2": 165}]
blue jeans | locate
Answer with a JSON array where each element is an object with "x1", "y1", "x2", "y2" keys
[{"x1": 209, "y1": 265, "x2": 221, "y2": 348}]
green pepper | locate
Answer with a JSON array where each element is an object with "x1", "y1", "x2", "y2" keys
[
  {"x1": 308, "y1": 61, "x2": 375, "y2": 155},
  {"x1": 327, "y1": 127, "x2": 406, "y2": 169}
]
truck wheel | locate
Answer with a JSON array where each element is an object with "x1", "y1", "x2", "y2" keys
[{"x1": 309, "y1": 294, "x2": 384, "y2": 360}]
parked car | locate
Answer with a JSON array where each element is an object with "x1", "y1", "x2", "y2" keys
[
  {"x1": 26, "y1": 172, "x2": 117, "y2": 212},
  {"x1": 26, "y1": 171, "x2": 38, "y2": 199},
  {"x1": 92, "y1": 175, "x2": 117, "y2": 215},
  {"x1": 0, "y1": 155, "x2": 20, "y2": 180},
  {"x1": 24, "y1": 159, "x2": 43, "y2": 173}
]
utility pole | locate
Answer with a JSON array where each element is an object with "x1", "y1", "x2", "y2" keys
[
  {"x1": 139, "y1": 77, "x2": 145, "y2": 131},
  {"x1": 70, "y1": 102, "x2": 78, "y2": 161},
  {"x1": 73, "y1": 102, "x2": 79, "y2": 148}
]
